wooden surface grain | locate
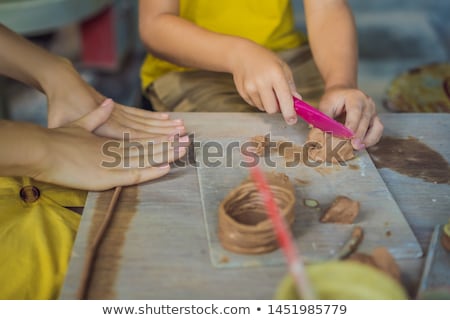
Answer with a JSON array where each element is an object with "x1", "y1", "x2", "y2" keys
[{"x1": 60, "y1": 113, "x2": 450, "y2": 299}]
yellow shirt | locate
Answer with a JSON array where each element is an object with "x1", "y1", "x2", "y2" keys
[
  {"x1": 140, "y1": 0, "x2": 306, "y2": 90},
  {"x1": 0, "y1": 177, "x2": 86, "y2": 299}
]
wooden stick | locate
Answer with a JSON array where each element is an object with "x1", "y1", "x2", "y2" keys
[
  {"x1": 336, "y1": 226, "x2": 364, "y2": 260},
  {"x1": 77, "y1": 186, "x2": 123, "y2": 300}
]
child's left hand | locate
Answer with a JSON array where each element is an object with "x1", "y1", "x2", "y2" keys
[{"x1": 318, "y1": 86, "x2": 384, "y2": 149}]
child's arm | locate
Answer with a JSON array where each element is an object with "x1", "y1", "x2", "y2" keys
[
  {"x1": 139, "y1": 0, "x2": 300, "y2": 125},
  {"x1": 0, "y1": 24, "x2": 185, "y2": 139},
  {"x1": 0, "y1": 100, "x2": 186, "y2": 190},
  {"x1": 304, "y1": 0, "x2": 383, "y2": 148}
]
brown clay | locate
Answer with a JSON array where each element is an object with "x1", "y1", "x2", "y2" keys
[
  {"x1": 218, "y1": 172, "x2": 296, "y2": 254},
  {"x1": 348, "y1": 252, "x2": 376, "y2": 266},
  {"x1": 249, "y1": 136, "x2": 268, "y2": 156},
  {"x1": 441, "y1": 233, "x2": 450, "y2": 252},
  {"x1": 277, "y1": 141, "x2": 304, "y2": 162},
  {"x1": 371, "y1": 247, "x2": 402, "y2": 282},
  {"x1": 320, "y1": 196, "x2": 360, "y2": 224},
  {"x1": 369, "y1": 136, "x2": 450, "y2": 184},
  {"x1": 307, "y1": 128, "x2": 355, "y2": 163},
  {"x1": 348, "y1": 247, "x2": 401, "y2": 282}
]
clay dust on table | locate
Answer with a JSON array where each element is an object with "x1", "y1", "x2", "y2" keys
[
  {"x1": 85, "y1": 186, "x2": 138, "y2": 299},
  {"x1": 368, "y1": 136, "x2": 450, "y2": 184},
  {"x1": 250, "y1": 127, "x2": 355, "y2": 168}
]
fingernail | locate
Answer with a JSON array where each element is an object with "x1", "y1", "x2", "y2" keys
[
  {"x1": 158, "y1": 164, "x2": 170, "y2": 169},
  {"x1": 286, "y1": 117, "x2": 297, "y2": 125},
  {"x1": 101, "y1": 98, "x2": 113, "y2": 107},
  {"x1": 179, "y1": 135, "x2": 190, "y2": 143},
  {"x1": 174, "y1": 119, "x2": 184, "y2": 124},
  {"x1": 353, "y1": 138, "x2": 366, "y2": 150},
  {"x1": 168, "y1": 134, "x2": 178, "y2": 141},
  {"x1": 170, "y1": 128, "x2": 184, "y2": 135},
  {"x1": 293, "y1": 92, "x2": 302, "y2": 100}
]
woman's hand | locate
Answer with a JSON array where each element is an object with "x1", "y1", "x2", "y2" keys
[
  {"x1": 46, "y1": 59, "x2": 186, "y2": 139},
  {"x1": 31, "y1": 100, "x2": 188, "y2": 191}
]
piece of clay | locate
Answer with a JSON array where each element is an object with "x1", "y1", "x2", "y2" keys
[
  {"x1": 371, "y1": 247, "x2": 402, "y2": 282},
  {"x1": 441, "y1": 233, "x2": 450, "y2": 252},
  {"x1": 336, "y1": 226, "x2": 364, "y2": 259},
  {"x1": 218, "y1": 172, "x2": 296, "y2": 254},
  {"x1": 348, "y1": 247, "x2": 401, "y2": 282},
  {"x1": 277, "y1": 141, "x2": 303, "y2": 162},
  {"x1": 249, "y1": 136, "x2": 267, "y2": 156},
  {"x1": 320, "y1": 196, "x2": 360, "y2": 224},
  {"x1": 307, "y1": 127, "x2": 355, "y2": 163}
]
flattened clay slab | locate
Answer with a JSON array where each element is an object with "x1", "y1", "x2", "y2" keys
[{"x1": 196, "y1": 137, "x2": 422, "y2": 268}]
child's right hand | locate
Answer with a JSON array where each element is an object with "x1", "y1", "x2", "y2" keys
[{"x1": 229, "y1": 40, "x2": 300, "y2": 125}]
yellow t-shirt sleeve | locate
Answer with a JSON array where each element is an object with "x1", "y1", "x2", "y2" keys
[{"x1": 140, "y1": 0, "x2": 306, "y2": 90}]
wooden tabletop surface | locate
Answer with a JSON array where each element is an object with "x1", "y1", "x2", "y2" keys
[{"x1": 60, "y1": 113, "x2": 450, "y2": 299}]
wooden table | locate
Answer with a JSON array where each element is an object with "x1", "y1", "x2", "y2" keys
[{"x1": 60, "y1": 113, "x2": 450, "y2": 299}]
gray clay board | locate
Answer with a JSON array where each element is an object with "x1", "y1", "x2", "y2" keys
[{"x1": 196, "y1": 136, "x2": 423, "y2": 268}]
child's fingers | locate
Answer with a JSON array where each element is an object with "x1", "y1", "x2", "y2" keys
[
  {"x1": 362, "y1": 116, "x2": 383, "y2": 148},
  {"x1": 273, "y1": 79, "x2": 297, "y2": 125},
  {"x1": 260, "y1": 89, "x2": 279, "y2": 114}
]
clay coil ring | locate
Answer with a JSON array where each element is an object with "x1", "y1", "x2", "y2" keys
[{"x1": 218, "y1": 181, "x2": 295, "y2": 255}]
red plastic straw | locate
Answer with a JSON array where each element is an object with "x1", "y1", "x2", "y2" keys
[{"x1": 250, "y1": 166, "x2": 316, "y2": 299}]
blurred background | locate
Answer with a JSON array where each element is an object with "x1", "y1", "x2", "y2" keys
[{"x1": 0, "y1": 0, "x2": 449, "y2": 127}]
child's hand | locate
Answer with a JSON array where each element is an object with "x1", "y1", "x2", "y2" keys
[
  {"x1": 318, "y1": 86, "x2": 384, "y2": 149},
  {"x1": 229, "y1": 40, "x2": 300, "y2": 125},
  {"x1": 33, "y1": 99, "x2": 188, "y2": 191},
  {"x1": 46, "y1": 60, "x2": 186, "y2": 139}
]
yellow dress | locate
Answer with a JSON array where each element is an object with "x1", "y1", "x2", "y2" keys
[
  {"x1": 140, "y1": 0, "x2": 307, "y2": 90},
  {"x1": 0, "y1": 177, "x2": 86, "y2": 299}
]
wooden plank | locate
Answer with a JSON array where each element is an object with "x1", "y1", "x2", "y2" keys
[
  {"x1": 197, "y1": 136, "x2": 422, "y2": 268},
  {"x1": 60, "y1": 113, "x2": 450, "y2": 299},
  {"x1": 418, "y1": 225, "x2": 450, "y2": 297},
  {"x1": 374, "y1": 114, "x2": 450, "y2": 248}
]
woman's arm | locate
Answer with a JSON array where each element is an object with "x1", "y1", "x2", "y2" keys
[
  {"x1": 0, "y1": 24, "x2": 186, "y2": 139},
  {"x1": 0, "y1": 24, "x2": 65, "y2": 92}
]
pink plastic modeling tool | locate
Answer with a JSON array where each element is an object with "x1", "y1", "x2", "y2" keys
[
  {"x1": 249, "y1": 165, "x2": 316, "y2": 300},
  {"x1": 293, "y1": 96, "x2": 354, "y2": 139}
]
